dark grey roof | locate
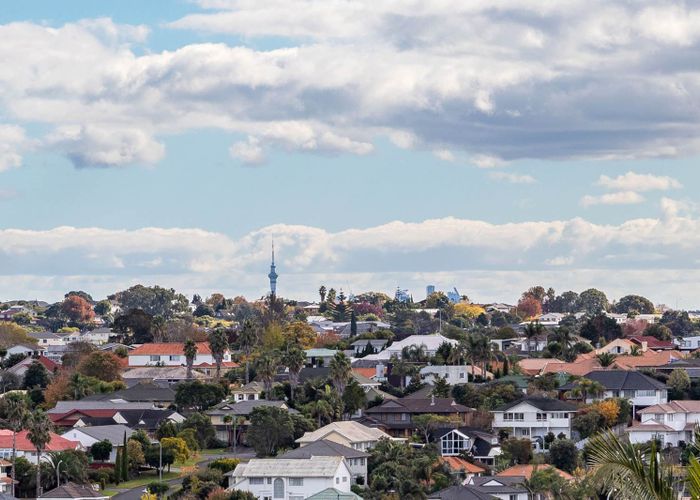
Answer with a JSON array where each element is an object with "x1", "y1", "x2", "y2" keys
[
  {"x1": 366, "y1": 397, "x2": 472, "y2": 414},
  {"x1": 116, "y1": 409, "x2": 180, "y2": 429},
  {"x1": 72, "y1": 425, "x2": 134, "y2": 445},
  {"x1": 559, "y1": 370, "x2": 667, "y2": 391},
  {"x1": 83, "y1": 382, "x2": 175, "y2": 403},
  {"x1": 494, "y1": 397, "x2": 577, "y2": 412},
  {"x1": 40, "y1": 482, "x2": 106, "y2": 498},
  {"x1": 469, "y1": 476, "x2": 528, "y2": 494},
  {"x1": 207, "y1": 400, "x2": 298, "y2": 416},
  {"x1": 428, "y1": 485, "x2": 496, "y2": 500},
  {"x1": 278, "y1": 439, "x2": 370, "y2": 460}
]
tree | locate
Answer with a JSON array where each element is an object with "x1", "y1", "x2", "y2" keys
[
  {"x1": 121, "y1": 432, "x2": 129, "y2": 481},
  {"x1": 522, "y1": 321, "x2": 544, "y2": 353},
  {"x1": 412, "y1": 414, "x2": 457, "y2": 444},
  {"x1": 596, "y1": 352, "x2": 617, "y2": 367},
  {"x1": 114, "y1": 285, "x2": 189, "y2": 319},
  {"x1": 61, "y1": 295, "x2": 95, "y2": 326},
  {"x1": 659, "y1": 310, "x2": 696, "y2": 337},
  {"x1": 568, "y1": 377, "x2": 605, "y2": 402},
  {"x1": 577, "y1": 288, "x2": 609, "y2": 314},
  {"x1": 548, "y1": 438, "x2": 577, "y2": 473},
  {"x1": 194, "y1": 303, "x2": 215, "y2": 317},
  {"x1": 161, "y1": 437, "x2": 190, "y2": 464},
  {"x1": 282, "y1": 321, "x2": 316, "y2": 349},
  {"x1": 614, "y1": 295, "x2": 655, "y2": 315},
  {"x1": 645, "y1": 323, "x2": 674, "y2": 341},
  {"x1": 126, "y1": 439, "x2": 145, "y2": 473},
  {"x1": 350, "y1": 310, "x2": 358, "y2": 337},
  {"x1": 342, "y1": 380, "x2": 367, "y2": 416},
  {"x1": 147, "y1": 481, "x2": 170, "y2": 496},
  {"x1": 247, "y1": 406, "x2": 294, "y2": 457},
  {"x1": 209, "y1": 328, "x2": 229, "y2": 380},
  {"x1": 431, "y1": 376, "x2": 451, "y2": 398},
  {"x1": 184, "y1": 339, "x2": 198, "y2": 380},
  {"x1": 208, "y1": 458, "x2": 241, "y2": 474},
  {"x1": 256, "y1": 352, "x2": 279, "y2": 398},
  {"x1": 516, "y1": 296, "x2": 542, "y2": 319},
  {"x1": 580, "y1": 314, "x2": 622, "y2": 344},
  {"x1": 23, "y1": 361, "x2": 49, "y2": 389},
  {"x1": 0, "y1": 323, "x2": 35, "y2": 349},
  {"x1": 113, "y1": 308, "x2": 154, "y2": 344},
  {"x1": 90, "y1": 440, "x2": 113, "y2": 462},
  {"x1": 177, "y1": 428, "x2": 200, "y2": 452},
  {"x1": 27, "y1": 410, "x2": 52, "y2": 499},
  {"x1": 77, "y1": 351, "x2": 122, "y2": 382},
  {"x1": 282, "y1": 347, "x2": 305, "y2": 403},
  {"x1": 501, "y1": 437, "x2": 533, "y2": 465},
  {"x1": 329, "y1": 352, "x2": 351, "y2": 395},
  {"x1": 238, "y1": 319, "x2": 259, "y2": 385},
  {"x1": 309, "y1": 399, "x2": 333, "y2": 426},
  {"x1": 668, "y1": 368, "x2": 691, "y2": 395},
  {"x1": 4, "y1": 396, "x2": 28, "y2": 497},
  {"x1": 94, "y1": 300, "x2": 111, "y2": 316},
  {"x1": 181, "y1": 413, "x2": 216, "y2": 448}
]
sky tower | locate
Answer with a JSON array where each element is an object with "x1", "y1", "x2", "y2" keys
[{"x1": 268, "y1": 241, "x2": 278, "y2": 296}]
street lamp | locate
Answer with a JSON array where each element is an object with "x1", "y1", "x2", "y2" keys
[
  {"x1": 150, "y1": 440, "x2": 162, "y2": 483},
  {"x1": 56, "y1": 460, "x2": 63, "y2": 488}
]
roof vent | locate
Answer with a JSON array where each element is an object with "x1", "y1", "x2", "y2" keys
[{"x1": 431, "y1": 394, "x2": 436, "y2": 406}]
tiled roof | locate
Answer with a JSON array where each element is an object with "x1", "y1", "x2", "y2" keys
[
  {"x1": 438, "y1": 457, "x2": 485, "y2": 474},
  {"x1": 428, "y1": 485, "x2": 494, "y2": 500},
  {"x1": 366, "y1": 397, "x2": 472, "y2": 414},
  {"x1": 306, "y1": 488, "x2": 363, "y2": 500},
  {"x1": 0, "y1": 430, "x2": 79, "y2": 452},
  {"x1": 231, "y1": 456, "x2": 344, "y2": 478},
  {"x1": 626, "y1": 421, "x2": 675, "y2": 432},
  {"x1": 121, "y1": 366, "x2": 209, "y2": 380},
  {"x1": 207, "y1": 400, "x2": 296, "y2": 416},
  {"x1": 48, "y1": 401, "x2": 154, "y2": 414},
  {"x1": 279, "y1": 439, "x2": 370, "y2": 459},
  {"x1": 627, "y1": 336, "x2": 675, "y2": 349},
  {"x1": 296, "y1": 421, "x2": 390, "y2": 444},
  {"x1": 494, "y1": 397, "x2": 577, "y2": 412},
  {"x1": 638, "y1": 400, "x2": 700, "y2": 414},
  {"x1": 39, "y1": 482, "x2": 106, "y2": 499},
  {"x1": 129, "y1": 342, "x2": 213, "y2": 355},
  {"x1": 497, "y1": 464, "x2": 573, "y2": 480}
]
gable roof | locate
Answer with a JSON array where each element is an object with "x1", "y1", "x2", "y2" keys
[
  {"x1": 497, "y1": 464, "x2": 573, "y2": 480},
  {"x1": 469, "y1": 476, "x2": 528, "y2": 494},
  {"x1": 129, "y1": 342, "x2": 214, "y2": 356},
  {"x1": 121, "y1": 366, "x2": 209, "y2": 380},
  {"x1": 231, "y1": 456, "x2": 344, "y2": 478},
  {"x1": 83, "y1": 382, "x2": 175, "y2": 403},
  {"x1": 428, "y1": 485, "x2": 494, "y2": 500},
  {"x1": 494, "y1": 397, "x2": 577, "y2": 412},
  {"x1": 306, "y1": 488, "x2": 364, "y2": 500},
  {"x1": 438, "y1": 457, "x2": 486, "y2": 474},
  {"x1": 627, "y1": 336, "x2": 675, "y2": 350},
  {"x1": 296, "y1": 421, "x2": 390, "y2": 444},
  {"x1": 70, "y1": 425, "x2": 135, "y2": 445},
  {"x1": 559, "y1": 370, "x2": 667, "y2": 391},
  {"x1": 279, "y1": 439, "x2": 370, "y2": 460},
  {"x1": 40, "y1": 482, "x2": 107, "y2": 499},
  {"x1": 366, "y1": 397, "x2": 472, "y2": 414},
  {"x1": 638, "y1": 400, "x2": 700, "y2": 414},
  {"x1": 207, "y1": 399, "x2": 296, "y2": 416},
  {"x1": 48, "y1": 401, "x2": 155, "y2": 414},
  {"x1": 0, "y1": 430, "x2": 79, "y2": 452}
]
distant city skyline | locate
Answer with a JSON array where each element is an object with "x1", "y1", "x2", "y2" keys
[{"x1": 2, "y1": 1, "x2": 700, "y2": 308}]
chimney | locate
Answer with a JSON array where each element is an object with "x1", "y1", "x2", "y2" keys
[
  {"x1": 642, "y1": 341, "x2": 648, "y2": 352},
  {"x1": 431, "y1": 394, "x2": 435, "y2": 406}
]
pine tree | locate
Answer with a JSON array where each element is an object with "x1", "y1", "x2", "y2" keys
[
  {"x1": 121, "y1": 432, "x2": 129, "y2": 481},
  {"x1": 114, "y1": 449, "x2": 121, "y2": 485},
  {"x1": 350, "y1": 311, "x2": 358, "y2": 337},
  {"x1": 503, "y1": 357, "x2": 509, "y2": 376}
]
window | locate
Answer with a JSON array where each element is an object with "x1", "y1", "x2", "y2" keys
[
  {"x1": 510, "y1": 495, "x2": 518, "y2": 500},
  {"x1": 459, "y1": 373, "x2": 465, "y2": 379},
  {"x1": 536, "y1": 412, "x2": 547, "y2": 421},
  {"x1": 343, "y1": 477, "x2": 348, "y2": 482},
  {"x1": 503, "y1": 412, "x2": 524, "y2": 421},
  {"x1": 169, "y1": 355, "x2": 180, "y2": 361},
  {"x1": 360, "y1": 458, "x2": 365, "y2": 466},
  {"x1": 273, "y1": 478, "x2": 284, "y2": 498},
  {"x1": 637, "y1": 390, "x2": 656, "y2": 397},
  {"x1": 289, "y1": 478, "x2": 303, "y2": 486},
  {"x1": 623, "y1": 390, "x2": 635, "y2": 398},
  {"x1": 150, "y1": 355, "x2": 160, "y2": 362},
  {"x1": 249, "y1": 478, "x2": 264, "y2": 485},
  {"x1": 441, "y1": 431, "x2": 470, "y2": 456},
  {"x1": 290, "y1": 496, "x2": 304, "y2": 500},
  {"x1": 667, "y1": 414, "x2": 674, "y2": 421},
  {"x1": 267, "y1": 478, "x2": 272, "y2": 484},
  {"x1": 336, "y1": 477, "x2": 340, "y2": 484}
]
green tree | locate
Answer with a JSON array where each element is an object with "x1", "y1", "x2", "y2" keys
[
  {"x1": 282, "y1": 347, "x2": 305, "y2": 403},
  {"x1": 175, "y1": 380, "x2": 226, "y2": 412},
  {"x1": 23, "y1": 361, "x2": 49, "y2": 389},
  {"x1": 501, "y1": 437, "x2": 533, "y2": 465},
  {"x1": 329, "y1": 352, "x2": 351, "y2": 395},
  {"x1": 568, "y1": 378, "x2": 605, "y2": 402},
  {"x1": 27, "y1": 410, "x2": 52, "y2": 499},
  {"x1": 668, "y1": 368, "x2": 690, "y2": 396},
  {"x1": 596, "y1": 352, "x2": 617, "y2": 367},
  {"x1": 114, "y1": 285, "x2": 189, "y2": 319},
  {"x1": 238, "y1": 319, "x2": 259, "y2": 384},
  {"x1": 209, "y1": 328, "x2": 229, "y2": 380},
  {"x1": 90, "y1": 440, "x2": 113, "y2": 462},
  {"x1": 77, "y1": 351, "x2": 122, "y2": 382},
  {"x1": 548, "y1": 438, "x2": 578, "y2": 473},
  {"x1": 247, "y1": 406, "x2": 294, "y2": 457},
  {"x1": 184, "y1": 339, "x2": 198, "y2": 380},
  {"x1": 4, "y1": 396, "x2": 28, "y2": 497},
  {"x1": 577, "y1": 288, "x2": 610, "y2": 314},
  {"x1": 614, "y1": 295, "x2": 655, "y2": 315},
  {"x1": 256, "y1": 352, "x2": 279, "y2": 398},
  {"x1": 181, "y1": 413, "x2": 216, "y2": 448},
  {"x1": 350, "y1": 310, "x2": 358, "y2": 337}
]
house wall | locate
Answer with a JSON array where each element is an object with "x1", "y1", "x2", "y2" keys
[
  {"x1": 228, "y1": 465, "x2": 352, "y2": 499},
  {"x1": 491, "y1": 402, "x2": 574, "y2": 446},
  {"x1": 587, "y1": 390, "x2": 667, "y2": 407},
  {"x1": 128, "y1": 352, "x2": 230, "y2": 367}
]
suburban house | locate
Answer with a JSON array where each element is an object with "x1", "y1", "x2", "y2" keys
[
  {"x1": 231, "y1": 381, "x2": 265, "y2": 402},
  {"x1": 420, "y1": 365, "x2": 493, "y2": 385},
  {"x1": 127, "y1": 342, "x2": 237, "y2": 371},
  {"x1": 6, "y1": 356, "x2": 58, "y2": 379},
  {"x1": 0, "y1": 430, "x2": 79, "y2": 464},
  {"x1": 675, "y1": 336, "x2": 700, "y2": 351},
  {"x1": 596, "y1": 338, "x2": 637, "y2": 355},
  {"x1": 363, "y1": 334, "x2": 458, "y2": 361},
  {"x1": 559, "y1": 370, "x2": 668, "y2": 415},
  {"x1": 296, "y1": 421, "x2": 390, "y2": 452},
  {"x1": 39, "y1": 482, "x2": 108, "y2": 500},
  {"x1": 0, "y1": 460, "x2": 11, "y2": 494},
  {"x1": 350, "y1": 339, "x2": 388, "y2": 356},
  {"x1": 627, "y1": 336, "x2": 675, "y2": 351},
  {"x1": 2, "y1": 344, "x2": 45, "y2": 360},
  {"x1": 62, "y1": 425, "x2": 135, "y2": 463},
  {"x1": 626, "y1": 401, "x2": 700, "y2": 447},
  {"x1": 279, "y1": 439, "x2": 370, "y2": 485},
  {"x1": 497, "y1": 464, "x2": 573, "y2": 481},
  {"x1": 121, "y1": 366, "x2": 210, "y2": 386},
  {"x1": 434, "y1": 427, "x2": 501, "y2": 465},
  {"x1": 365, "y1": 396, "x2": 473, "y2": 438},
  {"x1": 491, "y1": 397, "x2": 577, "y2": 450},
  {"x1": 653, "y1": 358, "x2": 700, "y2": 378},
  {"x1": 226, "y1": 456, "x2": 353, "y2": 499},
  {"x1": 207, "y1": 400, "x2": 298, "y2": 446},
  {"x1": 48, "y1": 401, "x2": 183, "y2": 430},
  {"x1": 304, "y1": 349, "x2": 337, "y2": 368},
  {"x1": 82, "y1": 381, "x2": 176, "y2": 407},
  {"x1": 28, "y1": 331, "x2": 65, "y2": 346},
  {"x1": 436, "y1": 457, "x2": 485, "y2": 484},
  {"x1": 464, "y1": 476, "x2": 529, "y2": 500}
]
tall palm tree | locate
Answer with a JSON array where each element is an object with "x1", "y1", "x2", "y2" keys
[
  {"x1": 282, "y1": 347, "x2": 305, "y2": 403},
  {"x1": 256, "y1": 352, "x2": 279, "y2": 398},
  {"x1": 311, "y1": 399, "x2": 333, "y2": 426},
  {"x1": 596, "y1": 352, "x2": 617, "y2": 368},
  {"x1": 318, "y1": 286, "x2": 327, "y2": 304},
  {"x1": 209, "y1": 328, "x2": 229, "y2": 379},
  {"x1": 586, "y1": 430, "x2": 676, "y2": 500},
  {"x1": 568, "y1": 377, "x2": 605, "y2": 402},
  {"x1": 329, "y1": 352, "x2": 352, "y2": 395},
  {"x1": 389, "y1": 355, "x2": 416, "y2": 390},
  {"x1": 523, "y1": 321, "x2": 545, "y2": 352},
  {"x1": 27, "y1": 409, "x2": 53, "y2": 499},
  {"x1": 183, "y1": 339, "x2": 198, "y2": 380},
  {"x1": 238, "y1": 319, "x2": 259, "y2": 384},
  {"x1": 5, "y1": 397, "x2": 28, "y2": 497}
]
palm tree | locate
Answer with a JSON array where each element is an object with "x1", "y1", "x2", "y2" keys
[
  {"x1": 282, "y1": 347, "x2": 305, "y2": 403},
  {"x1": 389, "y1": 355, "x2": 416, "y2": 390},
  {"x1": 256, "y1": 352, "x2": 279, "y2": 398},
  {"x1": 586, "y1": 430, "x2": 677, "y2": 500},
  {"x1": 27, "y1": 409, "x2": 53, "y2": 499},
  {"x1": 523, "y1": 321, "x2": 545, "y2": 352},
  {"x1": 310, "y1": 399, "x2": 333, "y2": 426},
  {"x1": 5, "y1": 397, "x2": 28, "y2": 497},
  {"x1": 209, "y1": 328, "x2": 229, "y2": 379},
  {"x1": 329, "y1": 352, "x2": 351, "y2": 395},
  {"x1": 318, "y1": 286, "x2": 327, "y2": 303},
  {"x1": 596, "y1": 352, "x2": 617, "y2": 368},
  {"x1": 238, "y1": 319, "x2": 259, "y2": 384},
  {"x1": 630, "y1": 344, "x2": 643, "y2": 356},
  {"x1": 568, "y1": 377, "x2": 605, "y2": 402},
  {"x1": 183, "y1": 339, "x2": 198, "y2": 380}
]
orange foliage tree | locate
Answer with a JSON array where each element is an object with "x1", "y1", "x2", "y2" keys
[
  {"x1": 517, "y1": 296, "x2": 542, "y2": 319},
  {"x1": 61, "y1": 295, "x2": 95, "y2": 325}
]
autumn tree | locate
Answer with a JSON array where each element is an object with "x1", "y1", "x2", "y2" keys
[
  {"x1": 0, "y1": 323, "x2": 35, "y2": 349},
  {"x1": 517, "y1": 296, "x2": 542, "y2": 319},
  {"x1": 77, "y1": 351, "x2": 122, "y2": 382},
  {"x1": 61, "y1": 295, "x2": 95, "y2": 326},
  {"x1": 283, "y1": 321, "x2": 316, "y2": 349}
]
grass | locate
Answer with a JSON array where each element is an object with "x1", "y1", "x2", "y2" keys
[
  {"x1": 101, "y1": 489, "x2": 122, "y2": 497},
  {"x1": 199, "y1": 448, "x2": 225, "y2": 455},
  {"x1": 109, "y1": 471, "x2": 179, "y2": 489},
  {"x1": 174, "y1": 454, "x2": 201, "y2": 468}
]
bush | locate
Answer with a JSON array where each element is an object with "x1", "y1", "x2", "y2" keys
[
  {"x1": 208, "y1": 458, "x2": 240, "y2": 475},
  {"x1": 147, "y1": 481, "x2": 170, "y2": 495}
]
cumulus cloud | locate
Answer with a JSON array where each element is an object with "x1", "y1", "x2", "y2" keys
[
  {"x1": 230, "y1": 136, "x2": 265, "y2": 165},
  {"x1": 0, "y1": 125, "x2": 27, "y2": 172},
  {"x1": 581, "y1": 191, "x2": 645, "y2": 207},
  {"x1": 598, "y1": 171, "x2": 682, "y2": 192},
  {"x1": 489, "y1": 171, "x2": 536, "y2": 184}
]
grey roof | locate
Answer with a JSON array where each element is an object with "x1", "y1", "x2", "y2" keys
[
  {"x1": 494, "y1": 397, "x2": 577, "y2": 412},
  {"x1": 278, "y1": 439, "x2": 370, "y2": 460},
  {"x1": 83, "y1": 382, "x2": 175, "y2": 403},
  {"x1": 40, "y1": 482, "x2": 107, "y2": 499},
  {"x1": 428, "y1": 485, "x2": 496, "y2": 500},
  {"x1": 366, "y1": 397, "x2": 472, "y2": 414},
  {"x1": 116, "y1": 409, "x2": 182, "y2": 429},
  {"x1": 230, "y1": 456, "x2": 344, "y2": 478},
  {"x1": 48, "y1": 401, "x2": 154, "y2": 414},
  {"x1": 72, "y1": 425, "x2": 135, "y2": 445},
  {"x1": 207, "y1": 400, "x2": 297, "y2": 416},
  {"x1": 121, "y1": 366, "x2": 209, "y2": 380},
  {"x1": 29, "y1": 331, "x2": 61, "y2": 340},
  {"x1": 307, "y1": 488, "x2": 364, "y2": 500},
  {"x1": 559, "y1": 370, "x2": 668, "y2": 391},
  {"x1": 351, "y1": 339, "x2": 388, "y2": 348},
  {"x1": 469, "y1": 476, "x2": 528, "y2": 494}
]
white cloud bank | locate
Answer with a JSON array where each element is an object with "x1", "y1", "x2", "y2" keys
[
  {"x1": 3, "y1": 205, "x2": 700, "y2": 306},
  {"x1": 581, "y1": 191, "x2": 645, "y2": 207},
  {"x1": 598, "y1": 172, "x2": 682, "y2": 192},
  {"x1": 1, "y1": 2, "x2": 700, "y2": 167}
]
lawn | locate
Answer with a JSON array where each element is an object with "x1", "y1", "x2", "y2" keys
[
  {"x1": 174, "y1": 454, "x2": 201, "y2": 468},
  {"x1": 109, "y1": 471, "x2": 179, "y2": 489},
  {"x1": 200, "y1": 448, "x2": 226, "y2": 455}
]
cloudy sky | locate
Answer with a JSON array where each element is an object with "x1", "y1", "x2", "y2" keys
[{"x1": 2, "y1": 0, "x2": 700, "y2": 307}]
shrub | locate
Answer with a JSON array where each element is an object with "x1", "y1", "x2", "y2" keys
[{"x1": 208, "y1": 458, "x2": 240, "y2": 475}]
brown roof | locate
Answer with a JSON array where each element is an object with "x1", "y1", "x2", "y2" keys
[
  {"x1": 439, "y1": 457, "x2": 485, "y2": 474},
  {"x1": 518, "y1": 358, "x2": 564, "y2": 376},
  {"x1": 497, "y1": 464, "x2": 573, "y2": 481},
  {"x1": 638, "y1": 401, "x2": 700, "y2": 414},
  {"x1": 130, "y1": 342, "x2": 213, "y2": 355}
]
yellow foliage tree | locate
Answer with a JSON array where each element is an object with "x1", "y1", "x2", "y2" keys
[
  {"x1": 283, "y1": 321, "x2": 317, "y2": 349},
  {"x1": 595, "y1": 399, "x2": 620, "y2": 427},
  {"x1": 0, "y1": 323, "x2": 34, "y2": 348},
  {"x1": 261, "y1": 322, "x2": 284, "y2": 350},
  {"x1": 453, "y1": 303, "x2": 486, "y2": 319},
  {"x1": 161, "y1": 437, "x2": 190, "y2": 464}
]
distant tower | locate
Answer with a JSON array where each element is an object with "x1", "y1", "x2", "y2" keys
[
  {"x1": 426, "y1": 285, "x2": 436, "y2": 298},
  {"x1": 268, "y1": 241, "x2": 278, "y2": 296}
]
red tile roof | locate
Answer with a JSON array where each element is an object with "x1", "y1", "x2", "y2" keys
[
  {"x1": 627, "y1": 336, "x2": 675, "y2": 350},
  {"x1": 36, "y1": 356, "x2": 59, "y2": 372},
  {"x1": 0, "y1": 430, "x2": 79, "y2": 452},
  {"x1": 438, "y1": 457, "x2": 485, "y2": 474},
  {"x1": 497, "y1": 464, "x2": 573, "y2": 480},
  {"x1": 130, "y1": 342, "x2": 213, "y2": 356}
]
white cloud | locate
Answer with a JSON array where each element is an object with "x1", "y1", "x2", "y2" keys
[
  {"x1": 433, "y1": 149, "x2": 455, "y2": 162},
  {"x1": 0, "y1": 125, "x2": 27, "y2": 172},
  {"x1": 472, "y1": 155, "x2": 506, "y2": 169},
  {"x1": 230, "y1": 136, "x2": 265, "y2": 165},
  {"x1": 581, "y1": 191, "x2": 645, "y2": 207},
  {"x1": 489, "y1": 171, "x2": 536, "y2": 184},
  {"x1": 598, "y1": 171, "x2": 682, "y2": 192}
]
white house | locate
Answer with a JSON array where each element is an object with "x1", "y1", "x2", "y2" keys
[
  {"x1": 538, "y1": 313, "x2": 565, "y2": 326},
  {"x1": 464, "y1": 476, "x2": 529, "y2": 500},
  {"x1": 227, "y1": 456, "x2": 352, "y2": 499},
  {"x1": 436, "y1": 427, "x2": 501, "y2": 465},
  {"x1": 29, "y1": 331, "x2": 65, "y2": 346},
  {"x1": 128, "y1": 342, "x2": 234, "y2": 368},
  {"x1": 420, "y1": 365, "x2": 493, "y2": 385},
  {"x1": 62, "y1": 425, "x2": 134, "y2": 463},
  {"x1": 675, "y1": 336, "x2": 700, "y2": 351},
  {"x1": 559, "y1": 370, "x2": 668, "y2": 415},
  {"x1": 626, "y1": 401, "x2": 700, "y2": 447},
  {"x1": 491, "y1": 397, "x2": 577, "y2": 450},
  {"x1": 279, "y1": 439, "x2": 370, "y2": 485},
  {"x1": 363, "y1": 334, "x2": 457, "y2": 361},
  {"x1": 296, "y1": 421, "x2": 391, "y2": 452},
  {"x1": 0, "y1": 459, "x2": 11, "y2": 494},
  {"x1": 3, "y1": 343, "x2": 45, "y2": 359},
  {"x1": 0, "y1": 430, "x2": 80, "y2": 464}
]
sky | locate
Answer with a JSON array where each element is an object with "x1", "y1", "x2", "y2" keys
[{"x1": 2, "y1": 0, "x2": 700, "y2": 307}]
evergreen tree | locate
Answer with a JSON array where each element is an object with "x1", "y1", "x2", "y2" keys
[
  {"x1": 114, "y1": 448, "x2": 121, "y2": 485},
  {"x1": 350, "y1": 310, "x2": 358, "y2": 336},
  {"x1": 503, "y1": 357, "x2": 509, "y2": 375},
  {"x1": 121, "y1": 432, "x2": 129, "y2": 481}
]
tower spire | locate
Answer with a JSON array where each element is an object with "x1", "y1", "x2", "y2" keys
[{"x1": 268, "y1": 240, "x2": 278, "y2": 296}]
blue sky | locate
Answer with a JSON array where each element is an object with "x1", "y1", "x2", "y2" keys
[{"x1": 2, "y1": 1, "x2": 700, "y2": 306}]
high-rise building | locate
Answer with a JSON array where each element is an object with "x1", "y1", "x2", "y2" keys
[
  {"x1": 268, "y1": 242, "x2": 278, "y2": 296},
  {"x1": 426, "y1": 285, "x2": 436, "y2": 298}
]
